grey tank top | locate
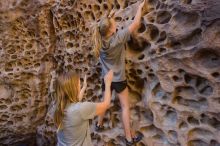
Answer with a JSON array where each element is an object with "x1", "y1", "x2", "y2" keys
[{"x1": 99, "y1": 27, "x2": 130, "y2": 82}]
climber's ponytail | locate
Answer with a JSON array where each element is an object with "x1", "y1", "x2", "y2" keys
[
  {"x1": 92, "y1": 25, "x2": 102, "y2": 58},
  {"x1": 92, "y1": 17, "x2": 111, "y2": 58}
]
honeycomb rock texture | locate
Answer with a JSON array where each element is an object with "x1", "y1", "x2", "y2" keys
[{"x1": 0, "y1": 0, "x2": 220, "y2": 146}]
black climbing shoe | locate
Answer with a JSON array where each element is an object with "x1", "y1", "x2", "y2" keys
[
  {"x1": 125, "y1": 138, "x2": 134, "y2": 146},
  {"x1": 95, "y1": 123, "x2": 104, "y2": 132},
  {"x1": 133, "y1": 133, "x2": 143, "y2": 143}
]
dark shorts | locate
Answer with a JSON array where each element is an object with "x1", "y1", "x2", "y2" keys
[{"x1": 102, "y1": 79, "x2": 127, "y2": 93}]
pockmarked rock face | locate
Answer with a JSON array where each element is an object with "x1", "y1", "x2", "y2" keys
[{"x1": 0, "y1": 0, "x2": 219, "y2": 145}]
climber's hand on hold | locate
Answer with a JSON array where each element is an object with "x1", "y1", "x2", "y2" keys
[
  {"x1": 82, "y1": 75, "x2": 87, "y2": 89},
  {"x1": 139, "y1": 0, "x2": 146, "y2": 9},
  {"x1": 79, "y1": 75, "x2": 87, "y2": 101},
  {"x1": 108, "y1": 9, "x2": 116, "y2": 18},
  {"x1": 129, "y1": 0, "x2": 145, "y2": 33}
]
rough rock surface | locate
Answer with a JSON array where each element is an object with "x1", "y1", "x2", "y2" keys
[{"x1": 0, "y1": 0, "x2": 220, "y2": 146}]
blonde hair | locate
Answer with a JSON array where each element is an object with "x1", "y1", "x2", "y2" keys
[
  {"x1": 92, "y1": 17, "x2": 111, "y2": 58},
  {"x1": 54, "y1": 71, "x2": 80, "y2": 128}
]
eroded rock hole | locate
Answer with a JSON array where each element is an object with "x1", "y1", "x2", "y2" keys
[
  {"x1": 134, "y1": 78, "x2": 145, "y2": 90},
  {"x1": 141, "y1": 124, "x2": 163, "y2": 136},
  {"x1": 97, "y1": 0, "x2": 102, "y2": 4},
  {"x1": 0, "y1": 105, "x2": 7, "y2": 110},
  {"x1": 158, "y1": 47, "x2": 166, "y2": 53},
  {"x1": 195, "y1": 76, "x2": 213, "y2": 96},
  {"x1": 188, "y1": 128, "x2": 213, "y2": 140},
  {"x1": 94, "y1": 5, "x2": 100, "y2": 11},
  {"x1": 187, "y1": 116, "x2": 199, "y2": 125},
  {"x1": 103, "y1": 3, "x2": 108, "y2": 10},
  {"x1": 182, "y1": 0, "x2": 192, "y2": 4},
  {"x1": 172, "y1": 75, "x2": 180, "y2": 82},
  {"x1": 173, "y1": 11, "x2": 199, "y2": 27},
  {"x1": 67, "y1": 42, "x2": 73, "y2": 48},
  {"x1": 149, "y1": 25, "x2": 159, "y2": 41},
  {"x1": 138, "y1": 54, "x2": 145, "y2": 60},
  {"x1": 138, "y1": 22, "x2": 146, "y2": 33},
  {"x1": 115, "y1": 17, "x2": 122, "y2": 22},
  {"x1": 188, "y1": 139, "x2": 209, "y2": 146},
  {"x1": 152, "y1": 83, "x2": 167, "y2": 100},
  {"x1": 168, "y1": 39, "x2": 181, "y2": 49},
  {"x1": 114, "y1": 0, "x2": 120, "y2": 9},
  {"x1": 10, "y1": 105, "x2": 22, "y2": 111},
  {"x1": 156, "y1": 11, "x2": 171, "y2": 24},
  {"x1": 156, "y1": 1, "x2": 161, "y2": 9},
  {"x1": 184, "y1": 74, "x2": 195, "y2": 84},
  {"x1": 199, "y1": 85, "x2": 213, "y2": 96},
  {"x1": 128, "y1": 36, "x2": 151, "y2": 52},
  {"x1": 148, "y1": 73, "x2": 155, "y2": 79},
  {"x1": 149, "y1": 50, "x2": 156, "y2": 55},
  {"x1": 200, "y1": 114, "x2": 220, "y2": 130},
  {"x1": 181, "y1": 28, "x2": 202, "y2": 46},
  {"x1": 178, "y1": 68, "x2": 185, "y2": 74},
  {"x1": 179, "y1": 121, "x2": 188, "y2": 130},
  {"x1": 137, "y1": 69, "x2": 142, "y2": 75},
  {"x1": 174, "y1": 95, "x2": 208, "y2": 110},
  {"x1": 194, "y1": 49, "x2": 220, "y2": 69},
  {"x1": 211, "y1": 72, "x2": 220, "y2": 78},
  {"x1": 212, "y1": 98, "x2": 220, "y2": 104},
  {"x1": 157, "y1": 31, "x2": 167, "y2": 43},
  {"x1": 210, "y1": 140, "x2": 220, "y2": 146},
  {"x1": 175, "y1": 86, "x2": 196, "y2": 97},
  {"x1": 164, "y1": 110, "x2": 177, "y2": 125}
]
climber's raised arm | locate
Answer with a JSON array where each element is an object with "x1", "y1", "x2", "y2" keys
[{"x1": 129, "y1": 0, "x2": 146, "y2": 33}]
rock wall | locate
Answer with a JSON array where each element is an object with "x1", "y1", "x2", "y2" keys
[{"x1": 0, "y1": 0, "x2": 220, "y2": 146}]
